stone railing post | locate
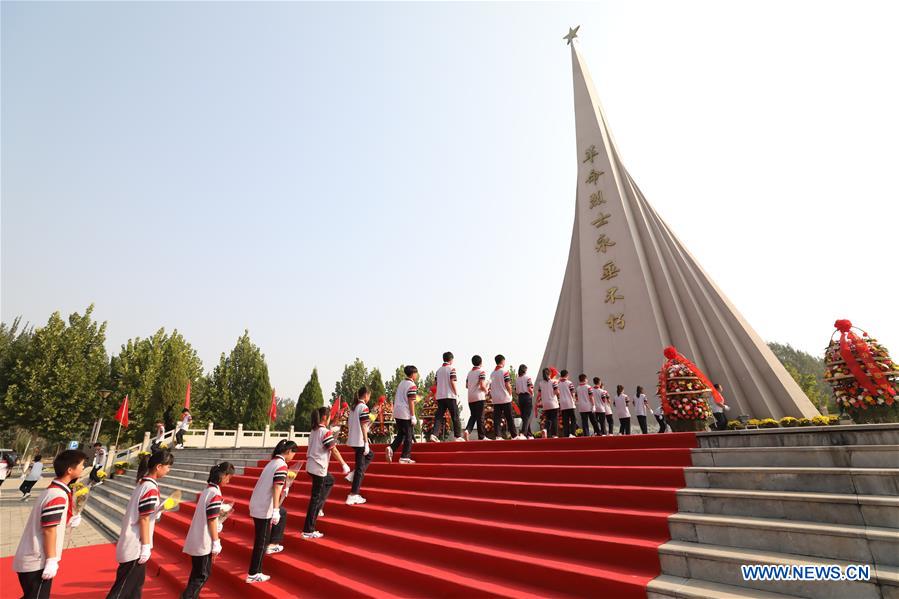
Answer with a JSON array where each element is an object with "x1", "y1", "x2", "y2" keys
[
  {"x1": 141, "y1": 432, "x2": 151, "y2": 452},
  {"x1": 263, "y1": 425, "x2": 270, "y2": 447},
  {"x1": 288, "y1": 425, "x2": 295, "y2": 442},
  {"x1": 235, "y1": 424, "x2": 243, "y2": 448},
  {"x1": 204, "y1": 422, "x2": 214, "y2": 449}
]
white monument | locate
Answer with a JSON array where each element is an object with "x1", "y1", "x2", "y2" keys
[{"x1": 542, "y1": 28, "x2": 819, "y2": 419}]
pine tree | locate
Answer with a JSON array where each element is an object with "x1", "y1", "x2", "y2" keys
[
  {"x1": 294, "y1": 368, "x2": 325, "y2": 432},
  {"x1": 208, "y1": 331, "x2": 272, "y2": 430},
  {"x1": 368, "y1": 368, "x2": 387, "y2": 401}
]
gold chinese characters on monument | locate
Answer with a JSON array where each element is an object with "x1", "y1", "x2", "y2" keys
[{"x1": 584, "y1": 144, "x2": 625, "y2": 332}]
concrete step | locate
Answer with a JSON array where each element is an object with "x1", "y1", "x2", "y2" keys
[
  {"x1": 691, "y1": 445, "x2": 899, "y2": 468},
  {"x1": 647, "y1": 574, "x2": 799, "y2": 599},
  {"x1": 697, "y1": 423, "x2": 899, "y2": 449},
  {"x1": 669, "y1": 513, "x2": 899, "y2": 567},
  {"x1": 685, "y1": 467, "x2": 899, "y2": 495},
  {"x1": 677, "y1": 487, "x2": 899, "y2": 529},
  {"x1": 82, "y1": 492, "x2": 124, "y2": 541},
  {"x1": 170, "y1": 457, "x2": 255, "y2": 471},
  {"x1": 658, "y1": 540, "x2": 899, "y2": 599}
]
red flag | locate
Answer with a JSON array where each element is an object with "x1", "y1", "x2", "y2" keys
[
  {"x1": 329, "y1": 396, "x2": 341, "y2": 422},
  {"x1": 115, "y1": 395, "x2": 130, "y2": 428},
  {"x1": 268, "y1": 389, "x2": 278, "y2": 422},
  {"x1": 184, "y1": 380, "x2": 192, "y2": 410}
]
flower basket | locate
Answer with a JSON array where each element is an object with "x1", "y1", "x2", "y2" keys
[
  {"x1": 758, "y1": 418, "x2": 780, "y2": 429},
  {"x1": 780, "y1": 417, "x2": 799, "y2": 428},
  {"x1": 658, "y1": 347, "x2": 720, "y2": 432},
  {"x1": 797, "y1": 418, "x2": 813, "y2": 427},
  {"x1": 726, "y1": 419, "x2": 745, "y2": 430},
  {"x1": 113, "y1": 461, "x2": 129, "y2": 475},
  {"x1": 825, "y1": 320, "x2": 898, "y2": 423}
]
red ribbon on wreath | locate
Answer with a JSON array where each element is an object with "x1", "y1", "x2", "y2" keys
[
  {"x1": 835, "y1": 320, "x2": 896, "y2": 403},
  {"x1": 660, "y1": 346, "x2": 724, "y2": 417}
]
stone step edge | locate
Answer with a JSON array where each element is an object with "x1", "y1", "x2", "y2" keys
[
  {"x1": 692, "y1": 445, "x2": 899, "y2": 453},
  {"x1": 677, "y1": 487, "x2": 899, "y2": 507},
  {"x1": 658, "y1": 541, "x2": 899, "y2": 586},
  {"x1": 647, "y1": 574, "x2": 799, "y2": 599},
  {"x1": 686, "y1": 467, "x2": 899, "y2": 475},
  {"x1": 669, "y1": 512, "x2": 899, "y2": 541}
]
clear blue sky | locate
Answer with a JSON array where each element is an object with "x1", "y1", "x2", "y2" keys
[{"x1": 3, "y1": 1, "x2": 897, "y2": 399}]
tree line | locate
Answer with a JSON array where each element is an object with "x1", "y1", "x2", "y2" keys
[{"x1": 0, "y1": 305, "x2": 832, "y2": 451}]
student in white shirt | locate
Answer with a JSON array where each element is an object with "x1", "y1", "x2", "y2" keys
[
  {"x1": 536, "y1": 368, "x2": 560, "y2": 438},
  {"x1": 387, "y1": 366, "x2": 420, "y2": 464},
  {"x1": 614, "y1": 385, "x2": 632, "y2": 435},
  {"x1": 346, "y1": 386, "x2": 373, "y2": 505},
  {"x1": 576, "y1": 374, "x2": 601, "y2": 436},
  {"x1": 107, "y1": 449, "x2": 175, "y2": 598},
  {"x1": 463, "y1": 355, "x2": 488, "y2": 441},
  {"x1": 19, "y1": 455, "x2": 45, "y2": 500},
  {"x1": 181, "y1": 462, "x2": 235, "y2": 599},
  {"x1": 634, "y1": 386, "x2": 650, "y2": 434},
  {"x1": 515, "y1": 365, "x2": 535, "y2": 439},
  {"x1": 558, "y1": 370, "x2": 578, "y2": 438},
  {"x1": 175, "y1": 409, "x2": 192, "y2": 449},
  {"x1": 246, "y1": 440, "x2": 297, "y2": 583},
  {"x1": 150, "y1": 421, "x2": 165, "y2": 452},
  {"x1": 490, "y1": 354, "x2": 520, "y2": 440},
  {"x1": 652, "y1": 393, "x2": 669, "y2": 433},
  {"x1": 591, "y1": 378, "x2": 610, "y2": 436},
  {"x1": 89, "y1": 442, "x2": 107, "y2": 487},
  {"x1": 13, "y1": 450, "x2": 86, "y2": 599},
  {"x1": 711, "y1": 383, "x2": 730, "y2": 430},
  {"x1": 303, "y1": 407, "x2": 350, "y2": 540},
  {"x1": 431, "y1": 352, "x2": 463, "y2": 442}
]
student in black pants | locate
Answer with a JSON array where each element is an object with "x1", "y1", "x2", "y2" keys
[
  {"x1": 635, "y1": 386, "x2": 649, "y2": 435},
  {"x1": 346, "y1": 386, "x2": 374, "y2": 505},
  {"x1": 614, "y1": 385, "x2": 631, "y2": 435},
  {"x1": 515, "y1": 365, "x2": 535, "y2": 438},
  {"x1": 536, "y1": 368, "x2": 560, "y2": 438},
  {"x1": 303, "y1": 408, "x2": 350, "y2": 539}
]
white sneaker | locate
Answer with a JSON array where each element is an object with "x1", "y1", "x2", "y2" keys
[
  {"x1": 483, "y1": 437, "x2": 493, "y2": 441},
  {"x1": 454, "y1": 436, "x2": 465, "y2": 442},
  {"x1": 302, "y1": 531, "x2": 324, "y2": 539},
  {"x1": 346, "y1": 494, "x2": 358, "y2": 505},
  {"x1": 428, "y1": 434, "x2": 440, "y2": 443},
  {"x1": 515, "y1": 434, "x2": 526, "y2": 440},
  {"x1": 541, "y1": 429, "x2": 547, "y2": 437},
  {"x1": 353, "y1": 495, "x2": 366, "y2": 505},
  {"x1": 345, "y1": 471, "x2": 355, "y2": 483},
  {"x1": 318, "y1": 509, "x2": 324, "y2": 517},
  {"x1": 385, "y1": 447, "x2": 393, "y2": 463},
  {"x1": 398, "y1": 457, "x2": 416, "y2": 464},
  {"x1": 246, "y1": 573, "x2": 271, "y2": 583},
  {"x1": 175, "y1": 444, "x2": 184, "y2": 449},
  {"x1": 463, "y1": 430, "x2": 470, "y2": 441},
  {"x1": 265, "y1": 544, "x2": 284, "y2": 555}
]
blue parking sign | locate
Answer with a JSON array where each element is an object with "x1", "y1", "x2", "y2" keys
[{"x1": 68, "y1": 440, "x2": 79, "y2": 450}]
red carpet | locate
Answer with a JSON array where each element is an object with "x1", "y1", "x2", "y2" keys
[{"x1": 3, "y1": 433, "x2": 697, "y2": 598}]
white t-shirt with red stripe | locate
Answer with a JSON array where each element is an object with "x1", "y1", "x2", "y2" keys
[
  {"x1": 466, "y1": 367, "x2": 487, "y2": 403},
  {"x1": 183, "y1": 483, "x2": 223, "y2": 556},
  {"x1": 13, "y1": 480, "x2": 71, "y2": 572},
  {"x1": 537, "y1": 379, "x2": 560, "y2": 410},
  {"x1": 436, "y1": 363, "x2": 458, "y2": 400},
  {"x1": 307, "y1": 426, "x2": 337, "y2": 477},
  {"x1": 559, "y1": 378, "x2": 577, "y2": 410},
  {"x1": 348, "y1": 402, "x2": 370, "y2": 448},
  {"x1": 515, "y1": 375, "x2": 534, "y2": 395},
  {"x1": 490, "y1": 367, "x2": 512, "y2": 404},
  {"x1": 116, "y1": 477, "x2": 160, "y2": 563},
  {"x1": 249, "y1": 456, "x2": 288, "y2": 520},
  {"x1": 576, "y1": 383, "x2": 595, "y2": 412},
  {"x1": 393, "y1": 379, "x2": 418, "y2": 420}
]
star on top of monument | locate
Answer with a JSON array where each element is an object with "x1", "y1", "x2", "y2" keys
[{"x1": 563, "y1": 26, "x2": 580, "y2": 45}]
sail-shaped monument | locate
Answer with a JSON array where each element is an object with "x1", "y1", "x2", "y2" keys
[{"x1": 542, "y1": 28, "x2": 819, "y2": 419}]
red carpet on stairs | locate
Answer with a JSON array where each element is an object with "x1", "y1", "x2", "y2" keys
[{"x1": 3, "y1": 433, "x2": 697, "y2": 598}]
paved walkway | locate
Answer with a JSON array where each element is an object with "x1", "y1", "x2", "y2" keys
[{"x1": 1, "y1": 477, "x2": 111, "y2": 557}]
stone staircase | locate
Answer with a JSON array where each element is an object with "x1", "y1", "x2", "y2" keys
[{"x1": 649, "y1": 426, "x2": 899, "y2": 599}]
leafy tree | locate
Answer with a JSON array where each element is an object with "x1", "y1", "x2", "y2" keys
[
  {"x1": 368, "y1": 368, "x2": 386, "y2": 401},
  {"x1": 294, "y1": 368, "x2": 325, "y2": 432},
  {"x1": 208, "y1": 331, "x2": 273, "y2": 429},
  {"x1": 768, "y1": 341, "x2": 832, "y2": 411},
  {"x1": 332, "y1": 358, "x2": 369, "y2": 407},
  {"x1": 0, "y1": 305, "x2": 109, "y2": 444},
  {"x1": 385, "y1": 365, "x2": 406, "y2": 402},
  {"x1": 147, "y1": 330, "x2": 204, "y2": 431},
  {"x1": 273, "y1": 396, "x2": 296, "y2": 431}
]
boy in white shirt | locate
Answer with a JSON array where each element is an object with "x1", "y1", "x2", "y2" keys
[
  {"x1": 576, "y1": 374, "x2": 601, "y2": 436},
  {"x1": 591, "y1": 378, "x2": 609, "y2": 436},
  {"x1": 346, "y1": 386, "x2": 373, "y2": 505},
  {"x1": 13, "y1": 450, "x2": 86, "y2": 598},
  {"x1": 463, "y1": 355, "x2": 488, "y2": 441},
  {"x1": 175, "y1": 409, "x2": 192, "y2": 449},
  {"x1": 89, "y1": 443, "x2": 107, "y2": 487},
  {"x1": 431, "y1": 352, "x2": 463, "y2": 442},
  {"x1": 515, "y1": 365, "x2": 535, "y2": 439},
  {"x1": 634, "y1": 386, "x2": 650, "y2": 434},
  {"x1": 536, "y1": 368, "x2": 560, "y2": 437},
  {"x1": 490, "y1": 355, "x2": 520, "y2": 440},
  {"x1": 558, "y1": 370, "x2": 578, "y2": 437},
  {"x1": 652, "y1": 393, "x2": 668, "y2": 433},
  {"x1": 387, "y1": 365, "x2": 420, "y2": 464},
  {"x1": 19, "y1": 455, "x2": 45, "y2": 500},
  {"x1": 614, "y1": 385, "x2": 632, "y2": 435}
]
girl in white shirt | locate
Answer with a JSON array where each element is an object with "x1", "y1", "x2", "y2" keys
[
  {"x1": 592, "y1": 378, "x2": 610, "y2": 436},
  {"x1": 536, "y1": 368, "x2": 560, "y2": 438},
  {"x1": 346, "y1": 386, "x2": 373, "y2": 505},
  {"x1": 303, "y1": 407, "x2": 350, "y2": 540},
  {"x1": 634, "y1": 386, "x2": 650, "y2": 434},
  {"x1": 515, "y1": 365, "x2": 535, "y2": 439},
  {"x1": 247, "y1": 440, "x2": 297, "y2": 583},
  {"x1": 614, "y1": 385, "x2": 632, "y2": 435},
  {"x1": 181, "y1": 462, "x2": 234, "y2": 599}
]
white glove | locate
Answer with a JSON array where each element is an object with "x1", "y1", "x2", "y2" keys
[
  {"x1": 138, "y1": 544, "x2": 152, "y2": 564},
  {"x1": 68, "y1": 515, "x2": 82, "y2": 528},
  {"x1": 411, "y1": 416, "x2": 418, "y2": 426},
  {"x1": 216, "y1": 521, "x2": 223, "y2": 534},
  {"x1": 271, "y1": 509, "x2": 281, "y2": 526},
  {"x1": 724, "y1": 404, "x2": 731, "y2": 411},
  {"x1": 155, "y1": 510, "x2": 163, "y2": 521},
  {"x1": 42, "y1": 557, "x2": 60, "y2": 580},
  {"x1": 341, "y1": 463, "x2": 350, "y2": 474},
  {"x1": 364, "y1": 442, "x2": 371, "y2": 456},
  {"x1": 211, "y1": 539, "x2": 222, "y2": 556}
]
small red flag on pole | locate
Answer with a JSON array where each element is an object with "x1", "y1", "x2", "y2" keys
[
  {"x1": 184, "y1": 380, "x2": 191, "y2": 410},
  {"x1": 268, "y1": 389, "x2": 278, "y2": 423},
  {"x1": 115, "y1": 395, "x2": 130, "y2": 428},
  {"x1": 329, "y1": 396, "x2": 341, "y2": 422}
]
